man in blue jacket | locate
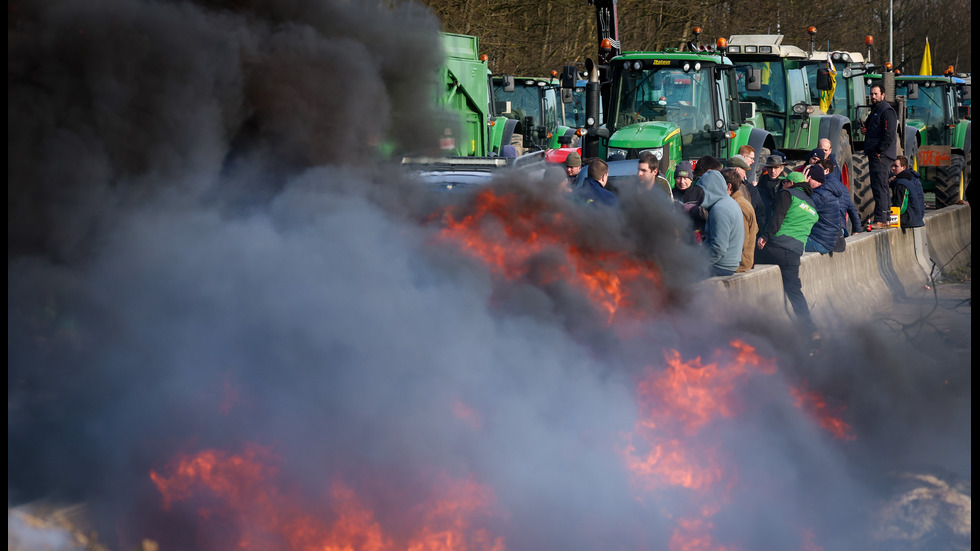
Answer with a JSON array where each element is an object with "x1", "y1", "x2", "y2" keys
[
  {"x1": 575, "y1": 158, "x2": 618, "y2": 207},
  {"x1": 803, "y1": 164, "x2": 840, "y2": 254},
  {"x1": 819, "y1": 159, "x2": 862, "y2": 236},
  {"x1": 698, "y1": 170, "x2": 744, "y2": 277}
]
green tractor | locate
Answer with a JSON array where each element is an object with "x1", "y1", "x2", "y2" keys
[
  {"x1": 896, "y1": 73, "x2": 971, "y2": 207},
  {"x1": 597, "y1": 50, "x2": 772, "y2": 178},
  {"x1": 577, "y1": 2, "x2": 772, "y2": 181},
  {"x1": 799, "y1": 51, "x2": 917, "y2": 220},
  {"x1": 725, "y1": 34, "x2": 853, "y2": 181},
  {"x1": 491, "y1": 74, "x2": 580, "y2": 153}
]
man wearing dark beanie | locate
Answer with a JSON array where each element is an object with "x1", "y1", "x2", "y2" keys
[{"x1": 803, "y1": 164, "x2": 841, "y2": 254}]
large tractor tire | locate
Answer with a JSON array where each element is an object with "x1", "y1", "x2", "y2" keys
[
  {"x1": 934, "y1": 153, "x2": 967, "y2": 208},
  {"x1": 850, "y1": 152, "x2": 874, "y2": 223}
]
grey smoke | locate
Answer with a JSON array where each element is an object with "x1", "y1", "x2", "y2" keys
[{"x1": 8, "y1": 1, "x2": 970, "y2": 550}]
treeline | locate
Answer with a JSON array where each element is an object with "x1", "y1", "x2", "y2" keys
[{"x1": 422, "y1": 0, "x2": 971, "y2": 77}]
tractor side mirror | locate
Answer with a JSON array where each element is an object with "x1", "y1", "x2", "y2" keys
[
  {"x1": 746, "y1": 68, "x2": 762, "y2": 92},
  {"x1": 906, "y1": 82, "x2": 919, "y2": 100},
  {"x1": 816, "y1": 68, "x2": 833, "y2": 91},
  {"x1": 502, "y1": 75, "x2": 515, "y2": 93}
]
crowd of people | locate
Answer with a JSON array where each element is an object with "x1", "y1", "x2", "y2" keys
[{"x1": 551, "y1": 132, "x2": 928, "y2": 338}]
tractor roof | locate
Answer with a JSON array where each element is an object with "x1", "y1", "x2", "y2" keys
[
  {"x1": 807, "y1": 50, "x2": 866, "y2": 64},
  {"x1": 726, "y1": 34, "x2": 808, "y2": 59}
]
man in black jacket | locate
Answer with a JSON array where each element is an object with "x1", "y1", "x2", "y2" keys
[{"x1": 862, "y1": 84, "x2": 898, "y2": 229}]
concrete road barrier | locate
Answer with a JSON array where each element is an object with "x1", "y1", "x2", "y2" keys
[{"x1": 704, "y1": 205, "x2": 971, "y2": 325}]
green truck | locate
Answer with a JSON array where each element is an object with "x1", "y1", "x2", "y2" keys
[
  {"x1": 896, "y1": 73, "x2": 971, "y2": 207},
  {"x1": 435, "y1": 33, "x2": 514, "y2": 158}
]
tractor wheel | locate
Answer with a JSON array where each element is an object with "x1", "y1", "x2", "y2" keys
[
  {"x1": 934, "y1": 153, "x2": 966, "y2": 208},
  {"x1": 850, "y1": 152, "x2": 874, "y2": 223}
]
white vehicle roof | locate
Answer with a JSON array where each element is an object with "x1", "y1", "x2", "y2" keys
[
  {"x1": 808, "y1": 50, "x2": 866, "y2": 64},
  {"x1": 726, "y1": 34, "x2": 808, "y2": 59}
]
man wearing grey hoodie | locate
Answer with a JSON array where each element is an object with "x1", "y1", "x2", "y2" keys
[{"x1": 698, "y1": 170, "x2": 744, "y2": 277}]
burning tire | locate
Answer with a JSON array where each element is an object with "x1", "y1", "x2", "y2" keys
[
  {"x1": 850, "y1": 152, "x2": 874, "y2": 222},
  {"x1": 934, "y1": 153, "x2": 966, "y2": 208}
]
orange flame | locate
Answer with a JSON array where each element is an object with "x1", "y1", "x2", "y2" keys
[
  {"x1": 623, "y1": 341, "x2": 778, "y2": 548},
  {"x1": 150, "y1": 445, "x2": 505, "y2": 550},
  {"x1": 791, "y1": 384, "x2": 856, "y2": 441},
  {"x1": 435, "y1": 189, "x2": 663, "y2": 322}
]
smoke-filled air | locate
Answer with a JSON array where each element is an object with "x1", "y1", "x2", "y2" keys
[{"x1": 8, "y1": 1, "x2": 969, "y2": 550}]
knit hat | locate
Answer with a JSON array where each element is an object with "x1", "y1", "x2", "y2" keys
[
  {"x1": 674, "y1": 160, "x2": 694, "y2": 178},
  {"x1": 565, "y1": 151, "x2": 582, "y2": 168},
  {"x1": 806, "y1": 164, "x2": 826, "y2": 184}
]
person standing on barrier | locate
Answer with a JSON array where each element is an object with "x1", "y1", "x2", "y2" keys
[
  {"x1": 889, "y1": 155, "x2": 925, "y2": 229},
  {"x1": 862, "y1": 84, "x2": 898, "y2": 230},
  {"x1": 756, "y1": 171, "x2": 820, "y2": 336}
]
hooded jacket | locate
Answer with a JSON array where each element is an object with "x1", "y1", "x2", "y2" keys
[
  {"x1": 822, "y1": 170, "x2": 862, "y2": 234},
  {"x1": 807, "y1": 183, "x2": 842, "y2": 251},
  {"x1": 891, "y1": 168, "x2": 925, "y2": 228},
  {"x1": 760, "y1": 182, "x2": 818, "y2": 256},
  {"x1": 698, "y1": 170, "x2": 744, "y2": 272}
]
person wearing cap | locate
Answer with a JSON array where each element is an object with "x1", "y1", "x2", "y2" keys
[
  {"x1": 756, "y1": 154, "x2": 789, "y2": 230},
  {"x1": 756, "y1": 170, "x2": 819, "y2": 336},
  {"x1": 697, "y1": 169, "x2": 744, "y2": 277},
  {"x1": 728, "y1": 154, "x2": 764, "y2": 225},
  {"x1": 796, "y1": 148, "x2": 825, "y2": 172},
  {"x1": 819, "y1": 158, "x2": 862, "y2": 235},
  {"x1": 564, "y1": 151, "x2": 583, "y2": 186},
  {"x1": 722, "y1": 168, "x2": 758, "y2": 272},
  {"x1": 672, "y1": 160, "x2": 694, "y2": 202},
  {"x1": 637, "y1": 151, "x2": 672, "y2": 197},
  {"x1": 802, "y1": 164, "x2": 840, "y2": 254}
]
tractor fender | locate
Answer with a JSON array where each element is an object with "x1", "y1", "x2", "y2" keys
[
  {"x1": 745, "y1": 126, "x2": 775, "y2": 184},
  {"x1": 904, "y1": 125, "x2": 920, "y2": 165},
  {"x1": 500, "y1": 117, "x2": 519, "y2": 154},
  {"x1": 816, "y1": 114, "x2": 851, "y2": 152},
  {"x1": 746, "y1": 126, "x2": 775, "y2": 156}
]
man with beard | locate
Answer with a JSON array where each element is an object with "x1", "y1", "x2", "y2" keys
[
  {"x1": 637, "y1": 151, "x2": 672, "y2": 197},
  {"x1": 861, "y1": 83, "x2": 898, "y2": 229}
]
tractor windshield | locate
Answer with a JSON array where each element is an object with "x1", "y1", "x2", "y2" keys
[
  {"x1": 734, "y1": 61, "x2": 787, "y2": 114},
  {"x1": 899, "y1": 82, "x2": 950, "y2": 143},
  {"x1": 494, "y1": 82, "x2": 549, "y2": 126},
  {"x1": 803, "y1": 61, "x2": 851, "y2": 114},
  {"x1": 611, "y1": 65, "x2": 714, "y2": 132}
]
